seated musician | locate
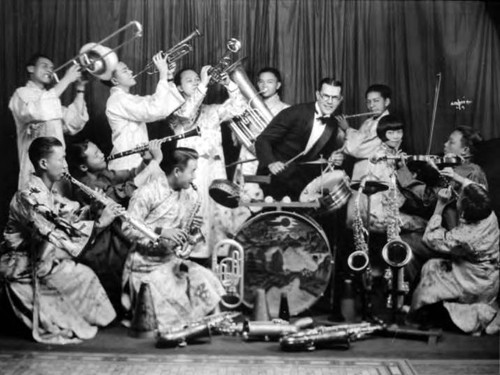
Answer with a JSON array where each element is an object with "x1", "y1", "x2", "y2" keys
[
  {"x1": 255, "y1": 77, "x2": 345, "y2": 201},
  {"x1": 398, "y1": 126, "x2": 489, "y2": 281},
  {"x1": 0, "y1": 137, "x2": 119, "y2": 344},
  {"x1": 167, "y1": 66, "x2": 246, "y2": 258},
  {"x1": 67, "y1": 139, "x2": 164, "y2": 207},
  {"x1": 410, "y1": 182, "x2": 499, "y2": 335},
  {"x1": 338, "y1": 84, "x2": 391, "y2": 182},
  {"x1": 103, "y1": 53, "x2": 186, "y2": 171},
  {"x1": 121, "y1": 147, "x2": 224, "y2": 331},
  {"x1": 64, "y1": 139, "x2": 163, "y2": 313}
]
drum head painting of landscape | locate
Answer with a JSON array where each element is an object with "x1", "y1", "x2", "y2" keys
[{"x1": 235, "y1": 211, "x2": 332, "y2": 318}]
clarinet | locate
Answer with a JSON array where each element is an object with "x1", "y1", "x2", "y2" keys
[
  {"x1": 63, "y1": 172, "x2": 160, "y2": 245},
  {"x1": 106, "y1": 126, "x2": 201, "y2": 161}
]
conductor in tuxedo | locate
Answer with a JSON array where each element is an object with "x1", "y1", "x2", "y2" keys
[{"x1": 255, "y1": 77, "x2": 345, "y2": 201}]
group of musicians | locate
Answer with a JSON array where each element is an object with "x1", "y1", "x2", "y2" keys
[{"x1": 1, "y1": 42, "x2": 499, "y2": 345}]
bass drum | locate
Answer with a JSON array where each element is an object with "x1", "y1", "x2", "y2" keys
[{"x1": 234, "y1": 211, "x2": 332, "y2": 318}]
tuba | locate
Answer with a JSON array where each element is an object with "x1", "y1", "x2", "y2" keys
[
  {"x1": 52, "y1": 21, "x2": 143, "y2": 82},
  {"x1": 212, "y1": 239, "x2": 245, "y2": 309},
  {"x1": 133, "y1": 28, "x2": 202, "y2": 78}
]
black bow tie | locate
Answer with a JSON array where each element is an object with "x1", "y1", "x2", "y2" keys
[{"x1": 317, "y1": 116, "x2": 330, "y2": 124}]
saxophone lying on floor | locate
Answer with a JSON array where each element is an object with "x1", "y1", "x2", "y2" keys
[
  {"x1": 156, "y1": 312, "x2": 240, "y2": 348},
  {"x1": 280, "y1": 322, "x2": 384, "y2": 351},
  {"x1": 214, "y1": 317, "x2": 314, "y2": 341}
]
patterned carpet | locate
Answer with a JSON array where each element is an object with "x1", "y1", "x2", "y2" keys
[{"x1": 0, "y1": 351, "x2": 417, "y2": 375}]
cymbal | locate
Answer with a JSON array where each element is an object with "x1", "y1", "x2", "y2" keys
[
  {"x1": 300, "y1": 158, "x2": 329, "y2": 165},
  {"x1": 350, "y1": 180, "x2": 389, "y2": 195}
]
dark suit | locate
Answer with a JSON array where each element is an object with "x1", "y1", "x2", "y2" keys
[{"x1": 255, "y1": 102, "x2": 343, "y2": 200}]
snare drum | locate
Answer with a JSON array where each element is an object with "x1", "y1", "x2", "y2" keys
[
  {"x1": 234, "y1": 211, "x2": 332, "y2": 318},
  {"x1": 299, "y1": 170, "x2": 351, "y2": 213},
  {"x1": 209, "y1": 179, "x2": 240, "y2": 208}
]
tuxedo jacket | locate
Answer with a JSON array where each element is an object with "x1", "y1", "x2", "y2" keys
[{"x1": 255, "y1": 102, "x2": 343, "y2": 199}]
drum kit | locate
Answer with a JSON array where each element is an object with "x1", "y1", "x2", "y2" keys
[{"x1": 208, "y1": 156, "x2": 362, "y2": 317}]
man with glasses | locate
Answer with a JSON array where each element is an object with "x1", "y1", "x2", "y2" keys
[{"x1": 255, "y1": 77, "x2": 345, "y2": 201}]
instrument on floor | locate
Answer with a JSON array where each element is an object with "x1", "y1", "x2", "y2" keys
[
  {"x1": 343, "y1": 111, "x2": 380, "y2": 119},
  {"x1": 209, "y1": 179, "x2": 241, "y2": 208},
  {"x1": 62, "y1": 172, "x2": 160, "y2": 244},
  {"x1": 52, "y1": 21, "x2": 143, "y2": 82},
  {"x1": 234, "y1": 211, "x2": 332, "y2": 318},
  {"x1": 174, "y1": 183, "x2": 204, "y2": 259},
  {"x1": 215, "y1": 317, "x2": 314, "y2": 340},
  {"x1": 106, "y1": 126, "x2": 201, "y2": 161},
  {"x1": 280, "y1": 322, "x2": 384, "y2": 351},
  {"x1": 133, "y1": 28, "x2": 202, "y2": 78},
  {"x1": 156, "y1": 312, "x2": 240, "y2": 347},
  {"x1": 212, "y1": 239, "x2": 245, "y2": 309},
  {"x1": 299, "y1": 170, "x2": 351, "y2": 214}
]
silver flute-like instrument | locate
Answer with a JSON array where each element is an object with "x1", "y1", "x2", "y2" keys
[
  {"x1": 343, "y1": 111, "x2": 379, "y2": 119},
  {"x1": 280, "y1": 323, "x2": 384, "y2": 351},
  {"x1": 156, "y1": 312, "x2": 240, "y2": 348},
  {"x1": 63, "y1": 172, "x2": 160, "y2": 244},
  {"x1": 107, "y1": 126, "x2": 201, "y2": 161}
]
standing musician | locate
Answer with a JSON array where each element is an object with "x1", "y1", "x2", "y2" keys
[
  {"x1": 121, "y1": 147, "x2": 224, "y2": 331},
  {"x1": 102, "y1": 53, "x2": 185, "y2": 171},
  {"x1": 0, "y1": 137, "x2": 119, "y2": 344},
  {"x1": 9, "y1": 53, "x2": 89, "y2": 188},
  {"x1": 338, "y1": 84, "x2": 392, "y2": 182},
  {"x1": 255, "y1": 77, "x2": 345, "y2": 201},
  {"x1": 167, "y1": 66, "x2": 246, "y2": 258}
]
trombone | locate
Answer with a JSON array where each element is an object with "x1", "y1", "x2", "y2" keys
[
  {"x1": 52, "y1": 21, "x2": 143, "y2": 82},
  {"x1": 133, "y1": 28, "x2": 203, "y2": 78}
]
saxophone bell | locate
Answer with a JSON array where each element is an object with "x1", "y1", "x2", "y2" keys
[
  {"x1": 381, "y1": 238, "x2": 412, "y2": 269},
  {"x1": 347, "y1": 250, "x2": 370, "y2": 273}
]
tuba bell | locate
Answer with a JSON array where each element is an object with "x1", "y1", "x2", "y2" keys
[
  {"x1": 52, "y1": 20, "x2": 143, "y2": 82},
  {"x1": 212, "y1": 239, "x2": 245, "y2": 309}
]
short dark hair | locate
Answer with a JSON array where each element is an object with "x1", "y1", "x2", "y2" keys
[
  {"x1": 174, "y1": 68, "x2": 195, "y2": 87},
  {"x1": 258, "y1": 67, "x2": 283, "y2": 83},
  {"x1": 460, "y1": 183, "x2": 492, "y2": 222},
  {"x1": 317, "y1": 77, "x2": 342, "y2": 93},
  {"x1": 161, "y1": 147, "x2": 199, "y2": 175},
  {"x1": 28, "y1": 137, "x2": 63, "y2": 171},
  {"x1": 376, "y1": 114, "x2": 404, "y2": 142},
  {"x1": 66, "y1": 140, "x2": 91, "y2": 176},
  {"x1": 25, "y1": 53, "x2": 52, "y2": 76},
  {"x1": 454, "y1": 126, "x2": 483, "y2": 157},
  {"x1": 366, "y1": 84, "x2": 392, "y2": 100}
]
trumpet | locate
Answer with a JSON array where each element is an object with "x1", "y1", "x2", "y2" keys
[
  {"x1": 208, "y1": 38, "x2": 242, "y2": 83},
  {"x1": 212, "y1": 239, "x2": 245, "y2": 309},
  {"x1": 52, "y1": 21, "x2": 143, "y2": 82},
  {"x1": 343, "y1": 111, "x2": 380, "y2": 119},
  {"x1": 106, "y1": 126, "x2": 201, "y2": 161},
  {"x1": 133, "y1": 28, "x2": 202, "y2": 78}
]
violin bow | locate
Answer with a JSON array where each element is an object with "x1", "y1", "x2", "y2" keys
[{"x1": 426, "y1": 72, "x2": 442, "y2": 155}]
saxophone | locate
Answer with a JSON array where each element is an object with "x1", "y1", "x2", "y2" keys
[
  {"x1": 174, "y1": 183, "x2": 203, "y2": 259},
  {"x1": 63, "y1": 172, "x2": 160, "y2": 244},
  {"x1": 382, "y1": 171, "x2": 412, "y2": 310},
  {"x1": 347, "y1": 181, "x2": 370, "y2": 273},
  {"x1": 280, "y1": 323, "x2": 384, "y2": 351},
  {"x1": 156, "y1": 312, "x2": 240, "y2": 348}
]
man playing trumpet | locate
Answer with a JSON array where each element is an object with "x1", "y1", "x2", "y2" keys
[
  {"x1": 9, "y1": 53, "x2": 89, "y2": 188},
  {"x1": 103, "y1": 52, "x2": 186, "y2": 171}
]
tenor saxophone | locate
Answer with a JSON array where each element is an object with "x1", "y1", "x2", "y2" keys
[
  {"x1": 62, "y1": 172, "x2": 160, "y2": 244},
  {"x1": 174, "y1": 183, "x2": 203, "y2": 259}
]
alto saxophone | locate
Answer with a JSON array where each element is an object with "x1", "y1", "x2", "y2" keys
[
  {"x1": 62, "y1": 172, "x2": 160, "y2": 245},
  {"x1": 174, "y1": 183, "x2": 203, "y2": 259}
]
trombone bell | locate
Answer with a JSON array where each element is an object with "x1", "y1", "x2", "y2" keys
[{"x1": 78, "y1": 44, "x2": 119, "y2": 81}]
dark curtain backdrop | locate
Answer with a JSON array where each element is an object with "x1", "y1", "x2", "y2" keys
[{"x1": 1, "y1": 0, "x2": 499, "y2": 231}]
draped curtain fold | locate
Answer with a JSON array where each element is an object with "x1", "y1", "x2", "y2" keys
[{"x1": 1, "y1": 0, "x2": 499, "y2": 229}]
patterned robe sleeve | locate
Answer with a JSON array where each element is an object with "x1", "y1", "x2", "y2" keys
[
  {"x1": 9, "y1": 88, "x2": 63, "y2": 125},
  {"x1": 61, "y1": 99, "x2": 89, "y2": 135},
  {"x1": 423, "y1": 214, "x2": 470, "y2": 256},
  {"x1": 215, "y1": 81, "x2": 247, "y2": 122},
  {"x1": 122, "y1": 184, "x2": 157, "y2": 246}
]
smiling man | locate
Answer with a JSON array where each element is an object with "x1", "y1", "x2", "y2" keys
[
  {"x1": 255, "y1": 77, "x2": 345, "y2": 201},
  {"x1": 9, "y1": 53, "x2": 89, "y2": 188}
]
